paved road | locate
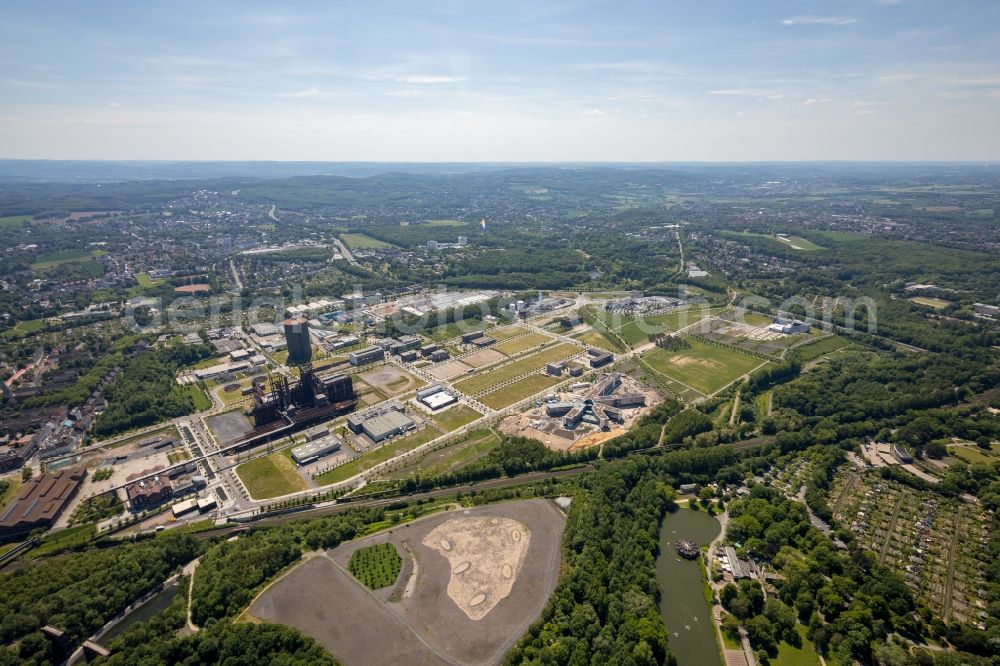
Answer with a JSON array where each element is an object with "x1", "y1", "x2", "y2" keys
[{"x1": 332, "y1": 237, "x2": 359, "y2": 266}]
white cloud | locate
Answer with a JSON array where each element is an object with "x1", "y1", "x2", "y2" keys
[
  {"x1": 275, "y1": 87, "x2": 323, "y2": 98},
  {"x1": 801, "y1": 97, "x2": 833, "y2": 105},
  {"x1": 580, "y1": 108, "x2": 607, "y2": 115},
  {"x1": 3, "y1": 79, "x2": 65, "y2": 90},
  {"x1": 108, "y1": 101, "x2": 121, "y2": 107},
  {"x1": 709, "y1": 88, "x2": 776, "y2": 97},
  {"x1": 764, "y1": 94, "x2": 784, "y2": 100},
  {"x1": 781, "y1": 16, "x2": 858, "y2": 26},
  {"x1": 397, "y1": 75, "x2": 466, "y2": 85}
]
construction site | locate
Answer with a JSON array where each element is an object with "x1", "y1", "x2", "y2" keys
[{"x1": 499, "y1": 372, "x2": 661, "y2": 451}]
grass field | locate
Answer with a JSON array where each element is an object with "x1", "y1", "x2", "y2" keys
[
  {"x1": 733, "y1": 231, "x2": 824, "y2": 252},
  {"x1": 218, "y1": 378, "x2": 254, "y2": 404},
  {"x1": 775, "y1": 235, "x2": 823, "y2": 251},
  {"x1": 0, "y1": 215, "x2": 30, "y2": 227},
  {"x1": 430, "y1": 404, "x2": 482, "y2": 431},
  {"x1": 236, "y1": 451, "x2": 309, "y2": 499},
  {"x1": 493, "y1": 332, "x2": 551, "y2": 356},
  {"x1": 348, "y1": 543, "x2": 402, "y2": 589},
  {"x1": 772, "y1": 625, "x2": 820, "y2": 666},
  {"x1": 180, "y1": 384, "x2": 212, "y2": 411},
  {"x1": 488, "y1": 326, "x2": 525, "y2": 341},
  {"x1": 422, "y1": 320, "x2": 491, "y2": 343},
  {"x1": 480, "y1": 374, "x2": 562, "y2": 409},
  {"x1": 30, "y1": 524, "x2": 96, "y2": 558},
  {"x1": 910, "y1": 296, "x2": 950, "y2": 309},
  {"x1": 0, "y1": 475, "x2": 22, "y2": 508},
  {"x1": 30, "y1": 249, "x2": 107, "y2": 270},
  {"x1": 611, "y1": 307, "x2": 723, "y2": 346},
  {"x1": 453, "y1": 343, "x2": 579, "y2": 395},
  {"x1": 315, "y1": 427, "x2": 440, "y2": 485},
  {"x1": 949, "y1": 445, "x2": 996, "y2": 466},
  {"x1": 340, "y1": 232, "x2": 393, "y2": 249},
  {"x1": 134, "y1": 272, "x2": 164, "y2": 288},
  {"x1": 395, "y1": 428, "x2": 501, "y2": 479},
  {"x1": 423, "y1": 219, "x2": 466, "y2": 226},
  {"x1": 3, "y1": 318, "x2": 47, "y2": 339},
  {"x1": 792, "y1": 335, "x2": 850, "y2": 361},
  {"x1": 572, "y1": 330, "x2": 618, "y2": 352},
  {"x1": 642, "y1": 338, "x2": 765, "y2": 395}
]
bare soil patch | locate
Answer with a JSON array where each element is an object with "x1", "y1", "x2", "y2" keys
[
  {"x1": 462, "y1": 349, "x2": 507, "y2": 368},
  {"x1": 428, "y1": 360, "x2": 473, "y2": 380},
  {"x1": 250, "y1": 499, "x2": 565, "y2": 666}
]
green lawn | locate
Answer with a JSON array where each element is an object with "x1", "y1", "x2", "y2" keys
[
  {"x1": 315, "y1": 427, "x2": 440, "y2": 485},
  {"x1": 422, "y1": 320, "x2": 491, "y2": 343},
  {"x1": 348, "y1": 543, "x2": 402, "y2": 589},
  {"x1": 480, "y1": 374, "x2": 562, "y2": 409},
  {"x1": 236, "y1": 451, "x2": 309, "y2": 499},
  {"x1": 493, "y1": 332, "x2": 551, "y2": 356},
  {"x1": 430, "y1": 404, "x2": 482, "y2": 431},
  {"x1": 488, "y1": 326, "x2": 525, "y2": 341},
  {"x1": 340, "y1": 232, "x2": 394, "y2": 249},
  {"x1": 642, "y1": 338, "x2": 765, "y2": 395},
  {"x1": 949, "y1": 445, "x2": 996, "y2": 466},
  {"x1": 218, "y1": 378, "x2": 254, "y2": 404},
  {"x1": 0, "y1": 475, "x2": 22, "y2": 508},
  {"x1": 30, "y1": 525, "x2": 96, "y2": 558},
  {"x1": 134, "y1": 272, "x2": 164, "y2": 288},
  {"x1": 792, "y1": 335, "x2": 850, "y2": 361},
  {"x1": 180, "y1": 384, "x2": 212, "y2": 411},
  {"x1": 572, "y1": 330, "x2": 618, "y2": 352},
  {"x1": 453, "y1": 343, "x2": 579, "y2": 395},
  {"x1": 773, "y1": 625, "x2": 820, "y2": 666},
  {"x1": 3, "y1": 318, "x2": 47, "y2": 339}
]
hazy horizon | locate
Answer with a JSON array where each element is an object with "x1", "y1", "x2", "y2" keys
[{"x1": 3, "y1": 1, "x2": 999, "y2": 161}]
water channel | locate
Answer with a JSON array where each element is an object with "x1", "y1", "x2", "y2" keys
[
  {"x1": 98, "y1": 581, "x2": 180, "y2": 643},
  {"x1": 655, "y1": 508, "x2": 722, "y2": 665}
]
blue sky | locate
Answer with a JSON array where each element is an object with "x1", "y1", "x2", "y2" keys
[{"x1": 2, "y1": 0, "x2": 999, "y2": 160}]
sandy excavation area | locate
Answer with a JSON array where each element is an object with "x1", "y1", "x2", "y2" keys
[
  {"x1": 423, "y1": 516, "x2": 531, "y2": 620},
  {"x1": 250, "y1": 499, "x2": 566, "y2": 666}
]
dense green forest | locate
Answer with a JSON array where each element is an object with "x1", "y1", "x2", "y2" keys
[
  {"x1": 93, "y1": 342, "x2": 213, "y2": 436},
  {"x1": 0, "y1": 534, "x2": 200, "y2": 659}
]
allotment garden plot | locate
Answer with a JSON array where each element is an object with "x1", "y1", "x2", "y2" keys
[{"x1": 829, "y1": 469, "x2": 992, "y2": 626}]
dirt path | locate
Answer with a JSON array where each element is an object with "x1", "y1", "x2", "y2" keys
[
  {"x1": 766, "y1": 392, "x2": 773, "y2": 417},
  {"x1": 943, "y1": 511, "x2": 961, "y2": 622},
  {"x1": 729, "y1": 392, "x2": 741, "y2": 426},
  {"x1": 184, "y1": 557, "x2": 202, "y2": 632},
  {"x1": 831, "y1": 473, "x2": 857, "y2": 520},
  {"x1": 878, "y1": 495, "x2": 905, "y2": 564}
]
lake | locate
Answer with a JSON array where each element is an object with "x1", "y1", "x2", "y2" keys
[{"x1": 655, "y1": 507, "x2": 721, "y2": 666}]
